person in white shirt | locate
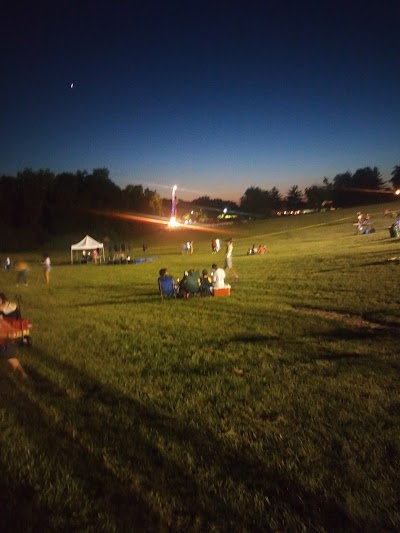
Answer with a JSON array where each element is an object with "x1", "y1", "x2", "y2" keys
[
  {"x1": 225, "y1": 239, "x2": 233, "y2": 269},
  {"x1": 212, "y1": 265, "x2": 230, "y2": 289},
  {"x1": 43, "y1": 255, "x2": 51, "y2": 284}
]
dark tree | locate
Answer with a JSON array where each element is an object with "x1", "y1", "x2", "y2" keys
[
  {"x1": 304, "y1": 185, "x2": 326, "y2": 210},
  {"x1": 15, "y1": 168, "x2": 55, "y2": 237},
  {"x1": 0, "y1": 175, "x2": 18, "y2": 226},
  {"x1": 332, "y1": 171, "x2": 354, "y2": 207},
  {"x1": 390, "y1": 165, "x2": 400, "y2": 189},
  {"x1": 285, "y1": 185, "x2": 303, "y2": 210},
  {"x1": 269, "y1": 187, "x2": 283, "y2": 211},
  {"x1": 191, "y1": 196, "x2": 238, "y2": 211},
  {"x1": 81, "y1": 168, "x2": 121, "y2": 209},
  {"x1": 239, "y1": 186, "x2": 283, "y2": 216},
  {"x1": 352, "y1": 166, "x2": 384, "y2": 189},
  {"x1": 122, "y1": 184, "x2": 146, "y2": 210},
  {"x1": 332, "y1": 167, "x2": 386, "y2": 206}
]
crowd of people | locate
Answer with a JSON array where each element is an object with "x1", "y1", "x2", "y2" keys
[
  {"x1": 106, "y1": 252, "x2": 132, "y2": 264},
  {"x1": 247, "y1": 244, "x2": 266, "y2": 255},
  {"x1": 159, "y1": 238, "x2": 238, "y2": 298},
  {"x1": 81, "y1": 249, "x2": 102, "y2": 264},
  {"x1": 2, "y1": 255, "x2": 51, "y2": 285},
  {"x1": 158, "y1": 262, "x2": 231, "y2": 298},
  {"x1": 182, "y1": 241, "x2": 194, "y2": 254},
  {"x1": 355, "y1": 212, "x2": 375, "y2": 235}
]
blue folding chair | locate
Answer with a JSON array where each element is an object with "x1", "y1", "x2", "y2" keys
[{"x1": 158, "y1": 275, "x2": 176, "y2": 299}]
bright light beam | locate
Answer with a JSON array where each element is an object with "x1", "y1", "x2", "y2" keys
[
  {"x1": 88, "y1": 208, "x2": 231, "y2": 234},
  {"x1": 168, "y1": 184, "x2": 178, "y2": 227},
  {"x1": 343, "y1": 187, "x2": 400, "y2": 195}
]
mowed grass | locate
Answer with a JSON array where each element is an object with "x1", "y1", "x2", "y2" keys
[{"x1": 1, "y1": 205, "x2": 400, "y2": 531}]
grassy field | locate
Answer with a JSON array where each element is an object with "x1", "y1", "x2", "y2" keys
[{"x1": 1, "y1": 204, "x2": 400, "y2": 532}]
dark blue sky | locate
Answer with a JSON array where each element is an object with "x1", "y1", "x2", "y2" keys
[{"x1": 1, "y1": 0, "x2": 399, "y2": 202}]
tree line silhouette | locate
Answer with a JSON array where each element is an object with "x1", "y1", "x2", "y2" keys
[
  {"x1": 0, "y1": 164, "x2": 399, "y2": 250},
  {"x1": 237, "y1": 166, "x2": 400, "y2": 217}
]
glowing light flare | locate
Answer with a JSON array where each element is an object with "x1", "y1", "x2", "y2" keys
[
  {"x1": 168, "y1": 216, "x2": 179, "y2": 228},
  {"x1": 395, "y1": 189, "x2": 400, "y2": 196}
]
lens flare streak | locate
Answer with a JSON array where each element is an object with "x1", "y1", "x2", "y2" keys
[{"x1": 88, "y1": 209, "x2": 231, "y2": 234}]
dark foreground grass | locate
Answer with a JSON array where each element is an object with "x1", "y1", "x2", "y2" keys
[{"x1": 1, "y1": 204, "x2": 400, "y2": 531}]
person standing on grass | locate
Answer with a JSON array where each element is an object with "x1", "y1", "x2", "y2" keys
[
  {"x1": 43, "y1": 254, "x2": 51, "y2": 284},
  {"x1": 14, "y1": 260, "x2": 29, "y2": 286},
  {"x1": 224, "y1": 238, "x2": 239, "y2": 279},
  {"x1": 92, "y1": 248, "x2": 98, "y2": 264},
  {"x1": 225, "y1": 238, "x2": 233, "y2": 269}
]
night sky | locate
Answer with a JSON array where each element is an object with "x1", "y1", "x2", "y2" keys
[{"x1": 1, "y1": 0, "x2": 399, "y2": 202}]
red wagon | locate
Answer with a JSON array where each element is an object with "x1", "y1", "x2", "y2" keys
[
  {"x1": 0, "y1": 295, "x2": 32, "y2": 347},
  {"x1": 0, "y1": 316, "x2": 32, "y2": 346}
]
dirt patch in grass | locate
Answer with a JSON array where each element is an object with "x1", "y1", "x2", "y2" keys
[{"x1": 296, "y1": 307, "x2": 390, "y2": 330}]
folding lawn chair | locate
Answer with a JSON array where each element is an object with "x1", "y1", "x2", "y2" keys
[{"x1": 158, "y1": 275, "x2": 176, "y2": 299}]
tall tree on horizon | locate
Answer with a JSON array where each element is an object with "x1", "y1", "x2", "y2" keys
[
  {"x1": 285, "y1": 185, "x2": 303, "y2": 210},
  {"x1": 240, "y1": 186, "x2": 282, "y2": 216},
  {"x1": 352, "y1": 166, "x2": 384, "y2": 189},
  {"x1": 304, "y1": 185, "x2": 326, "y2": 210},
  {"x1": 390, "y1": 165, "x2": 400, "y2": 189}
]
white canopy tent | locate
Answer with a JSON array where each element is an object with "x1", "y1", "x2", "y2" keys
[{"x1": 70, "y1": 235, "x2": 105, "y2": 264}]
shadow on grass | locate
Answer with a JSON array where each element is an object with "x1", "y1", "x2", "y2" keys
[
  {"x1": 0, "y1": 446, "x2": 52, "y2": 532},
  {"x1": 294, "y1": 304, "x2": 400, "y2": 332},
  {"x1": 0, "y1": 363, "x2": 164, "y2": 532},
  {"x1": 226, "y1": 334, "x2": 278, "y2": 344},
  {"x1": 0, "y1": 368, "x2": 56, "y2": 531},
  {"x1": 312, "y1": 351, "x2": 400, "y2": 382},
  {"x1": 310, "y1": 327, "x2": 400, "y2": 378},
  {"x1": 2, "y1": 346, "x2": 375, "y2": 531},
  {"x1": 317, "y1": 325, "x2": 399, "y2": 342},
  {"x1": 362, "y1": 311, "x2": 400, "y2": 329},
  {"x1": 361, "y1": 259, "x2": 400, "y2": 267}
]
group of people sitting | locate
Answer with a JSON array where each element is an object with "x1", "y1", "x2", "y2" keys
[
  {"x1": 107, "y1": 253, "x2": 132, "y2": 264},
  {"x1": 247, "y1": 244, "x2": 266, "y2": 255},
  {"x1": 355, "y1": 212, "x2": 375, "y2": 234},
  {"x1": 158, "y1": 263, "x2": 230, "y2": 298}
]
